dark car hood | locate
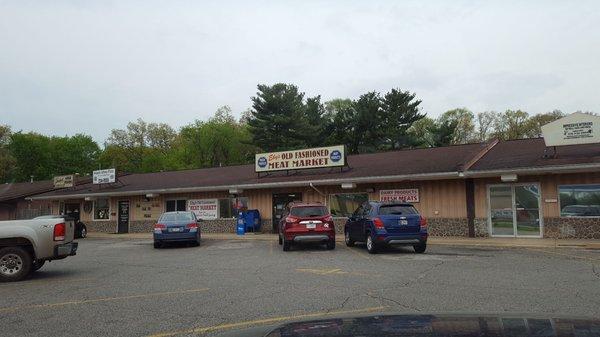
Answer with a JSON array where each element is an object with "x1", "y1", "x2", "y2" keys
[{"x1": 220, "y1": 314, "x2": 600, "y2": 337}]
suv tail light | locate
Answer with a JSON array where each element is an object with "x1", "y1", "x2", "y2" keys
[
  {"x1": 323, "y1": 215, "x2": 333, "y2": 222},
  {"x1": 285, "y1": 216, "x2": 299, "y2": 225},
  {"x1": 186, "y1": 223, "x2": 198, "y2": 232},
  {"x1": 373, "y1": 217, "x2": 385, "y2": 229},
  {"x1": 419, "y1": 216, "x2": 428, "y2": 230},
  {"x1": 154, "y1": 223, "x2": 166, "y2": 233},
  {"x1": 53, "y1": 222, "x2": 66, "y2": 241}
]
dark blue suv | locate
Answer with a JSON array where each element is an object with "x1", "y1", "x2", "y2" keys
[{"x1": 344, "y1": 201, "x2": 428, "y2": 254}]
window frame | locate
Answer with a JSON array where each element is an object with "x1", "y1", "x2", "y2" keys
[
  {"x1": 165, "y1": 199, "x2": 187, "y2": 212},
  {"x1": 93, "y1": 198, "x2": 111, "y2": 221},
  {"x1": 329, "y1": 192, "x2": 370, "y2": 218},
  {"x1": 558, "y1": 184, "x2": 600, "y2": 218},
  {"x1": 218, "y1": 197, "x2": 249, "y2": 219}
]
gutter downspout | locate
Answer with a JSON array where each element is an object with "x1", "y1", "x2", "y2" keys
[{"x1": 309, "y1": 182, "x2": 327, "y2": 206}]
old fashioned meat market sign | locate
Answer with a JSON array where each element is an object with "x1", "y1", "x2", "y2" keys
[{"x1": 255, "y1": 145, "x2": 346, "y2": 173}]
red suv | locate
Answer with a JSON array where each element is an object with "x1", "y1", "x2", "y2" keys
[{"x1": 278, "y1": 202, "x2": 335, "y2": 251}]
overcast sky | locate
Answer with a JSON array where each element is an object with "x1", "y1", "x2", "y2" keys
[{"x1": 1, "y1": 0, "x2": 599, "y2": 143}]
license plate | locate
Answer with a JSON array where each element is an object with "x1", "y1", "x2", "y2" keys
[
  {"x1": 399, "y1": 220, "x2": 408, "y2": 225},
  {"x1": 306, "y1": 223, "x2": 316, "y2": 229},
  {"x1": 170, "y1": 227, "x2": 182, "y2": 232}
]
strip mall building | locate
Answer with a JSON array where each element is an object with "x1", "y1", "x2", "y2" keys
[{"x1": 6, "y1": 114, "x2": 600, "y2": 239}]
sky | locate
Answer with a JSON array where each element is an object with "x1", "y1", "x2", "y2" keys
[{"x1": 1, "y1": 0, "x2": 599, "y2": 143}]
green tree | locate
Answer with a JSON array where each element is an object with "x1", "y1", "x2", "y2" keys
[
  {"x1": 8, "y1": 132, "x2": 53, "y2": 181},
  {"x1": 247, "y1": 83, "x2": 309, "y2": 152},
  {"x1": 523, "y1": 110, "x2": 565, "y2": 138},
  {"x1": 0, "y1": 125, "x2": 16, "y2": 183},
  {"x1": 407, "y1": 117, "x2": 437, "y2": 148},
  {"x1": 476, "y1": 111, "x2": 498, "y2": 141},
  {"x1": 381, "y1": 89, "x2": 424, "y2": 149},
  {"x1": 304, "y1": 95, "x2": 327, "y2": 147},
  {"x1": 493, "y1": 109, "x2": 530, "y2": 140},
  {"x1": 438, "y1": 108, "x2": 476, "y2": 144},
  {"x1": 352, "y1": 91, "x2": 383, "y2": 153},
  {"x1": 323, "y1": 98, "x2": 354, "y2": 147}
]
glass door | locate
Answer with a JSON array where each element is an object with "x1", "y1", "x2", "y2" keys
[
  {"x1": 514, "y1": 185, "x2": 541, "y2": 237},
  {"x1": 488, "y1": 184, "x2": 542, "y2": 237},
  {"x1": 490, "y1": 186, "x2": 514, "y2": 236}
]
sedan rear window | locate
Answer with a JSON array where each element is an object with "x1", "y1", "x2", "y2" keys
[
  {"x1": 160, "y1": 212, "x2": 195, "y2": 222},
  {"x1": 378, "y1": 205, "x2": 418, "y2": 215},
  {"x1": 290, "y1": 206, "x2": 328, "y2": 217}
]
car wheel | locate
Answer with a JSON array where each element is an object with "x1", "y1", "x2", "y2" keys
[
  {"x1": 153, "y1": 241, "x2": 161, "y2": 249},
  {"x1": 31, "y1": 259, "x2": 45, "y2": 272},
  {"x1": 366, "y1": 235, "x2": 378, "y2": 254},
  {"x1": 326, "y1": 239, "x2": 335, "y2": 250},
  {"x1": 0, "y1": 247, "x2": 32, "y2": 282},
  {"x1": 80, "y1": 225, "x2": 87, "y2": 238},
  {"x1": 278, "y1": 235, "x2": 282, "y2": 245},
  {"x1": 344, "y1": 231, "x2": 355, "y2": 247},
  {"x1": 414, "y1": 243, "x2": 427, "y2": 254},
  {"x1": 282, "y1": 240, "x2": 291, "y2": 251}
]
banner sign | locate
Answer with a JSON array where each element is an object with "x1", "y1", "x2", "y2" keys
[
  {"x1": 188, "y1": 199, "x2": 218, "y2": 220},
  {"x1": 380, "y1": 189, "x2": 420, "y2": 203},
  {"x1": 93, "y1": 168, "x2": 116, "y2": 184},
  {"x1": 53, "y1": 174, "x2": 74, "y2": 188},
  {"x1": 255, "y1": 145, "x2": 345, "y2": 173},
  {"x1": 541, "y1": 112, "x2": 600, "y2": 146}
]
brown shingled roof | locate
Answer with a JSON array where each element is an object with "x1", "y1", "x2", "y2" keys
[
  {"x1": 469, "y1": 138, "x2": 600, "y2": 171},
  {"x1": 0, "y1": 180, "x2": 56, "y2": 202},
  {"x1": 30, "y1": 142, "x2": 488, "y2": 199}
]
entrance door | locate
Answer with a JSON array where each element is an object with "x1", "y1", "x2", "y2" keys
[
  {"x1": 489, "y1": 184, "x2": 542, "y2": 237},
  {"x1": 272, "y1": 193, "x2": 302, "y2": 233},
  {"x1": 64, "y1": 203, "x2": 80, "y2": 222},
  {"x1": 117, "y1": 201, "x2": 130, "y2": 234}
]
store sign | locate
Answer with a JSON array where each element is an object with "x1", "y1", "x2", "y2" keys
[
  {"x1": 541, "y1": 112, "x2": 600, "y2": 146},
  {"x1": 255, "y1": 145, "x2": 345, "y2": 173},
  {"x1": 93, "y1": 168, "x2": 116, "y2": 184},
  {"x1": 53, "y1": 174, "x2": 74, "y2": 188},
  {"x1": 380, "y1": 189, "x2": 420, "y2": 203},
  {"x1": 188, "y1": 199, "x2": 218, "y2": 220}
]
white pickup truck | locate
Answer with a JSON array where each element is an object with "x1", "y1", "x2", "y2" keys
[{"x1": 0, "y1": 217, "x2": 78, "y2": 282}]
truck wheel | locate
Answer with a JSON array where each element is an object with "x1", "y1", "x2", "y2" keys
[
  {"x1": 0, "y1": 247, "x2": 32, "y2": 282},
  {"x1": 32, "y1": 259, "x2": 45, "y2": 272},
  {"x1": 344, "y1": 231, "x2": 355, "y2": 247},
  {"x1": 282, "y1": 240, "x2": 291, "y2": 251},
  {"x1": 366, "y1": 235, "x2": 378, "y2": 254},
  {"x1": 414, "y1": 243, "x2": 427, "y2": 254}
]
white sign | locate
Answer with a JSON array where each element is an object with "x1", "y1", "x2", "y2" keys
[
  {"x1": 93, "y1": 169, "x2": 116, "y2": 184},
  {"x1": 188, "y1": 199, "x2": 218, "y2": 220},
  {"x1": 53, "y1": 174, "x2": 74, "y2": 188},
  {"x1": 255, "y1": 145, "x2": 345, "y2": 173},
  {"x1": 380, "y1": 189, "x2": 420, "y2": 203},
  {"x1": 541, "y1": 112, "x2": 600, "y2": 146}
]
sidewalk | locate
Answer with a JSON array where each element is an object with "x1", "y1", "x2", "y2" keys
[{"x1": 86, "y1": 232, "x2": 600, "y2": 249}]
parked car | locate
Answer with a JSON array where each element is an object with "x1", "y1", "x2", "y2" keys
[
  {"x1": 278, "y1": 202, "x2": 335, "y2": 251},
  {"x1": 344, "y1": 201, "x2": 427, "y2": 254},
  {"x1": 0, "y1": 216, "x2": 78, "y2": 282},
  {"x1": 34, "y1": 215, "x2": 88, "y2": 238},
  {"x1": 153, "y1": 211, "x2": 201, "y2": 248}
]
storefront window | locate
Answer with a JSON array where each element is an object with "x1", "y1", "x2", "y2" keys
[
  {"x1": 559, "y1": 184, "x2": 600, "y2": 217},
  {"x1": 166, "y1": 199, "x2": 187, "y2": 212},
  {"x1": 329, "y1": 193, "x2": 369, "y2": 217},
  {"x1": 219, "y1": 197, "x2": 249, "y2": 218},
  {"x1": 94, "y1": 198, "x2": 110, "y2": 220}
]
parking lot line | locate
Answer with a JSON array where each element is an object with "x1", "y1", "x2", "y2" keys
[
  {"x1": 147, "y1": 305, "x2": 387, "y2": 337},
  {"x1": 0, "y1": 288, "x2": 209, "y2": 313}
]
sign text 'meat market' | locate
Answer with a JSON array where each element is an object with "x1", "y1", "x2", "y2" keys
[{"x1": 255, "y1": 145, "x2": 345, "y2": 173}]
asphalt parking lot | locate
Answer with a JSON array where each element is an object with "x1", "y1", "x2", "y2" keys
[{"x1": 1, "y1": 237, "x2": 599, "y2": 337}]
